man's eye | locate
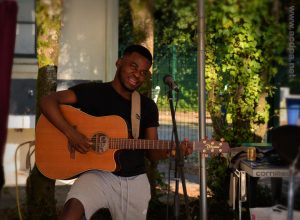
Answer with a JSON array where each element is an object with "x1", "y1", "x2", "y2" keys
[
  {"x1": 130, "y1": 63, "x2": 138, "y2": 70},
  {"x1": 140, "y1": 71, "x2": 148, "y2": 77}
]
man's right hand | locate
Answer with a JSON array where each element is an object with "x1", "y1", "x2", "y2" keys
[{"x1": 65, "y1": 127, "x2": 92, "y2": 154}]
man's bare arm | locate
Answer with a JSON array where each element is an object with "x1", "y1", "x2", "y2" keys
[
  {"x1": 39, "y1": 90, "x2": 91, "y2": 153},
  {"x1": 145, "y1": 127, "x2": 193, "y2": 161}
]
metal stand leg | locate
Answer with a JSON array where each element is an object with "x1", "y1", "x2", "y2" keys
[
  {"x1": 232, "y1": 170, "x2": 247, "y2": 220},
  {"x1": 287, "y1": 170, "x2": 295, "y2": 220},
  {"x1": 287, "y1": 146, "x2": 300, "y2": 220}
]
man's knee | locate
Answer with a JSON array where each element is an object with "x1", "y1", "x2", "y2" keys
[{"x1": 60, "y1": 198, "x2": 85, "y2": 220}]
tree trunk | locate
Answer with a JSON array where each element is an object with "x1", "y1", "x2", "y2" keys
[
  {"x1": 129, "y1": 0, "x2": 154, "y2": 98},
  {"x1": 254, "y1": 0, "x2": 281, "y2": 142},
  {"x1": 129, "y1": 0, "x2": 154, "y2": 52},
  {"x1": 129, "y1": 0, "x2": 158, "y2": 197},
  {"x1": 26, "y1": 1, "x2": 62, "y2": 219},
  {"x1": 254, "y1": 92, "x2": 268, "y2": 142}
]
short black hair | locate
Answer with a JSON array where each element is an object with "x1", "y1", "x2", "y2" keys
[{"x1": 123, "y1": 44, "x2": 152, "y2": 65}]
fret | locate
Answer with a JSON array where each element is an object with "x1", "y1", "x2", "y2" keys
[
  {"x1": 140, "y1": 139, "x2": 143, "y2": 149},
  {"x1": 151, "y1": 139, "x2": 153, "y2": 149},
  {"x1": 152, "y1": 139, "x2": 155, "y2": 149},
  {"x1": 146, "y1": 139, "x2": 149, "y2": 149},
  {"x1": 133, "y1": 139, "x2": 135, "y2": 149},
  {"x1": 129, "y1": 139, "x2": 132, "y2": 149},
  {"x1": 126, "y1": 139, "x2": 128, "y2": 149}
]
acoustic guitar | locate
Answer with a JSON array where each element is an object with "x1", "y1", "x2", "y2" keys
[{"x1": 35, "y1": 105, "x2": 229, "y2": 180}]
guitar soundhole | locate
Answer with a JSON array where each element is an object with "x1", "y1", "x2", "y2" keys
[{"x1": 91, "y1": 133, "x2": 109, "y2": 154}]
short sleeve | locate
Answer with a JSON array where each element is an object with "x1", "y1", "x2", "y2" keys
[{"x1": 68, "y1": 82, "x2": 98, "y2": 109}]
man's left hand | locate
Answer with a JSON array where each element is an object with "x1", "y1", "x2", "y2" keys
[{"x1": 169, "y1": 138, "x2": 193, "y2": 158}]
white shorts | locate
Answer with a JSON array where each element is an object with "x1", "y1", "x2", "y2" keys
[{"x1": 65, "y1": 171, "x2": 151, "y2": 220}]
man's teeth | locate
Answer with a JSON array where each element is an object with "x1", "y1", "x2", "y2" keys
[{"x1": 129, "y1": 78, "x2": 137, "y2": 85}]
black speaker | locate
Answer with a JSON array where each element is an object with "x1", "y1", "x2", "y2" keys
[{"x1": 271, "y1": 125, "x2": 300, "y2": 169}]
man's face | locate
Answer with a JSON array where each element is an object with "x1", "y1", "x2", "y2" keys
[{"x1": 116, "y1": 52, "x2": 152, "y2": 92}]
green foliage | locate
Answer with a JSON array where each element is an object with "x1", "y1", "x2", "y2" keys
[
  {"x1": 153, "y1": 0, "x2": 288, "y2": 145},
  {"x1": 154, "y1": 0, "x2": 197, "y2": 48},
  {"x1": 119, "y1": 0, "x2": 134, "y2": 54},
  {"x1": 152, "y1": 46, "x2": 199, "y2": 112},
  {"x1": 207, "y1": 155, "x2": 230, "y2": 201},
  {"x1": 205, "y1": 0, "x2": 287, "y2": 145}
]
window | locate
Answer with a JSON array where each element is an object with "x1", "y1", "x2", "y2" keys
[{"x1": 14, "y1": 0, "x2": 36, "y2": 57}]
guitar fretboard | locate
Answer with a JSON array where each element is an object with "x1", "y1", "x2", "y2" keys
[
  {"x1": 90, "y1": 133, "x2": 229, "y2": 153},
  {"x1": 109, "y1": 138, "x2": 173, "y2": 150}
]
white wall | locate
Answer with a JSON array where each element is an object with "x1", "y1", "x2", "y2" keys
[{"x1": 58, "y1": 0, "x2": 119, "y2": 82}]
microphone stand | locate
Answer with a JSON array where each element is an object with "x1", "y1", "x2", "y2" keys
[
  {"x1": 287, "y1": 146, "x2": 300, "y2": 220},
  {"x1": 166, "y1": 89, "x2": 191, "y2": 220}
]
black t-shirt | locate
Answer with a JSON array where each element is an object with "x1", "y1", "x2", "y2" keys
[{"x1": 69, "y1": 82, "x2": 159, "y2": 177}]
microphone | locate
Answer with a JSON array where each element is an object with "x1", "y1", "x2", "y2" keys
[{"x1": 163, "y1": 74, "x2": 179, "y2": 92}]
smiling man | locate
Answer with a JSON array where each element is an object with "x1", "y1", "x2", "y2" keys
[{"x1": 39, "y1": 44, "x2": 191, "y2": 220}]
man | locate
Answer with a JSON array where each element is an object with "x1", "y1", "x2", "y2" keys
[{"x1": 40, "y1": 45, "x2": 192, "y2": 220}]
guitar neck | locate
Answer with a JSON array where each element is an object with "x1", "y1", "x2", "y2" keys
[
  {"x1": 109, "y1": 138, "x2": 173, "y2": 150},
  {"x1": 90, "y1": 133, "x2": 229, "y2": 153}
]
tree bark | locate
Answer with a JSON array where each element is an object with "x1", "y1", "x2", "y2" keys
[
  {"x1": 129, "y1": 0, "x2": 154, "y2": 98},
  {"x1": 26, "y1": 0, "x2": 62, "y2": 219},
  {"x1": 129, "y1": 0, "x2": 158, "y2": 197}
]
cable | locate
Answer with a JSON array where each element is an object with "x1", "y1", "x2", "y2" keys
[{"x1": 14, "y1": 140, "x2": 35, "y2": 220}]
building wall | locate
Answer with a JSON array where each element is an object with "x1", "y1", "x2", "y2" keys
[{"x1": 58, "y1": 0, "x2": 118, "y2": 82}]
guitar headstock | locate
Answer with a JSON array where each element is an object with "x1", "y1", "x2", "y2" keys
[{"x1": 194, "y1": 138, "x2": 230, "y2": 154}]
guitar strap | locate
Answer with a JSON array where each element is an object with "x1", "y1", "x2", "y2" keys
[{"x1": 131, "y1": 91, "x2": 140, "y2": 139}]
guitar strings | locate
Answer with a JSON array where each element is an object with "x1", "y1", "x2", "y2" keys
[{"x1": 89, "y1": 136, "x2": 171, "y2": 150}]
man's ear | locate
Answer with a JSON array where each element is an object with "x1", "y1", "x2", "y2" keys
[{"x1": 116, "y1": 58, "x2": 122, "y2": 67}]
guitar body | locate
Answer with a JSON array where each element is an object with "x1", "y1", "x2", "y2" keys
[{"x1": 35, "y1": 105, "x2": 128, "y2": 180}]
